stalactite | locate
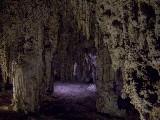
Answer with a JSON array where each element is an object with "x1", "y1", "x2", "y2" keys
[{"x1": 52, "y1": 0, "x2": 97, "y2": 82}]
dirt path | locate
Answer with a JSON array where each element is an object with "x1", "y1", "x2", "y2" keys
[
  {"x1": 40, "y1": 82, "x2": 124, "y2": 120},
  {"x1": 0, "y1": 82, "x2": 137, "y2": 120}
]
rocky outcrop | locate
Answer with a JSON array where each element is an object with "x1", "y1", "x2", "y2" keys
[
  {"x1": 96, "y1": 0, "x2": 160, "y2": 119},
  {"x1": 1, "y1": 0, "x2": 58, "y2": 113}
]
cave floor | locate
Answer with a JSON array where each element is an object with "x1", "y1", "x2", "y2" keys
[{"x1": 0, "y1": 82, "x2": 138, "y2": 120}]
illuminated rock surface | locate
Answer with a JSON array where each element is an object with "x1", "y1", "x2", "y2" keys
[{"x1": 0, "y1": 0, "x2": 160, "y2": 120}]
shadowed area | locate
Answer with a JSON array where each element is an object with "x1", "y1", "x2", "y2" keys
[
  {"x1": 0, "y1": 82, "x2": 129, "y2": 120},
  {"x1": 39, "y1": 82, "x2": 128, "y2": 120},
  {"x1": 1, "y1": 1, "x2": 159, "y2": 119}
]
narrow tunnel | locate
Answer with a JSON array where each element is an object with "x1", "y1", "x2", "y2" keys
[{"x1": 51, "y1": 35, "x2": 99, "y2": 119}]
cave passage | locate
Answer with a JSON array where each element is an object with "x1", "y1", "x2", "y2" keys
[
  {"x1": 1, "y1": 0, "x2": 160, "y2": 120},
  {"x1": 50, "y1": 52, "x2": 98, "y2": 118},
  {"x1": 53, "y1": 81, "x2": 97, "y2": 115},
  {"x1": 73, "y1": 53, "x2": 97, "y2": 83}
]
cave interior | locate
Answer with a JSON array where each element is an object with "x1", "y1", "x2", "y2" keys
[{"x1": 0, "y1": 0, "x2": 160, "y2": 120}]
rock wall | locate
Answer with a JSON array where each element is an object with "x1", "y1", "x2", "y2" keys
[
  {"x1": 52, "y1": 0, "x2": 97, "y2": 82},
  {"x1": 1, "y1": 0, "x2": 58, "y2": 112},
  {"x1": 96, "y1": 0, "x2": 160, "y2": 119},
  {"x1": 1, "y1": 0, "x2": 160, "y2": 119}
]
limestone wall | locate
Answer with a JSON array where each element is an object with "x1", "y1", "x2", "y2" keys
[
  {"x1": 1, "y1": 0, "x2": 159, "y2": 119},
  {"x1": 1, "y1": 0, "x2": 58, "y2": 112},
  {"x1": 52, "y1": 0, "x2": 97, "y2": 82},
  {"x1": 96, "y1": 0, "x2": 160, "y2": 119}
]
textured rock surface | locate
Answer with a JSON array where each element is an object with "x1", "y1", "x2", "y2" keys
[
  {"x1": 1, "y1": 0, "x2": 58, "y2": 112},
  {"x1": 52, "y1": 0, "x2": 97, "y2": 82},
  {"x1": 96, "y1": 0, "x2": 160, "y2": 119},
  {"x1": 1, "y1": 0, "x2": 160, "y2": 119}
]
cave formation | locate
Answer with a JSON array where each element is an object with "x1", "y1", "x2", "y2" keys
[{"x1": 0, "y1": 0, "x2": 160, "y2": 120}]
